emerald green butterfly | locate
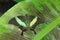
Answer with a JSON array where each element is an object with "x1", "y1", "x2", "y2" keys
[
  {"x1": 15, "y1": 16, "x2": 37, "y2": 28},
  {"x1": 15, "y1": 16, "x2": 38, "y2": 35},
  {"x1": 9, "y1": 15, "x2": 44, "y2": 36}
]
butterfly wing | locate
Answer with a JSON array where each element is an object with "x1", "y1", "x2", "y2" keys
[
  {"x1": 15, "y1": 17, "x2": 27, "y2": 28},
  {"x1": 32, "y1": 17, "x2": 45, "y2": 29},
  {"x1": 30, "y1": 16, "x2": 37, "y2": 27}
]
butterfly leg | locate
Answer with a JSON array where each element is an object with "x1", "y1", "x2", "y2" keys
[
  {"x1": 21, "y1": 30, "x2": 24, "y2": 36},
  {"x1": 30, "y1": 28, "x2": 36, "y2": 34},
  {"x1": 21, "y1": 29, "x2": 27, "y2": 36}
]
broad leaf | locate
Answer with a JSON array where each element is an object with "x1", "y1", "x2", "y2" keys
[
  {"x1": 30, "y1": 16, "x2": 37, "y2": 27},
  {"x1": 15, "y1": 17, "x2": 27, "y2": 28}
]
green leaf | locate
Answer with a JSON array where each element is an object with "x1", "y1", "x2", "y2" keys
[
  {"x1": 42, "y1": 34, "x2": 56, "y2": 40},
  {"x1": 39, "y1": 23, "x2": 47, "y2": 29},
  {"x1": 30, "y1": 16, "x2": 37, "y2": 27},
  {"x1": 15, "y1": 17, "x2": 27, "y2": 28},
  {"x1": 0, "y1": 24, "x2": 11, "y2": 34},
  {"x1": 33, "y1": 15, "x2": 60, "y2": 40},
  {"x1": 14, "y1": 0, "x2": 23, "y2": 2}
]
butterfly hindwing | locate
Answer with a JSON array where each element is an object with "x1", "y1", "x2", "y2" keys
[{"x1": 15, "y1": 17, "x2": 27, "y2": 28}]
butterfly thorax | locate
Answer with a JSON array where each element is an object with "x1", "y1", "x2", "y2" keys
[{"x1": 26, "y1": 26, "x2": 31, "y2": 30}]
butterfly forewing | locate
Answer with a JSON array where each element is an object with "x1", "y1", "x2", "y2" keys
[
  {"x1": 15, "y1": 17, "x2": 27, "y2": 28},
  {"x1": 30, "y1": 16, "x2": 38, "y2": 27}
]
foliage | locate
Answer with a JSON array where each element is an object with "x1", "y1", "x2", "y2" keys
[
  {"x1": 14, "y1": 0, "x2": 23, "y2": 2},
  {"x1": 0, "y1": 0, "x2": 60, "y2": 40}
]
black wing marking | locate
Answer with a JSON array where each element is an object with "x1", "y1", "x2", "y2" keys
[
  {"x1": 9, "y1": 16, "x2": 25, "y2": 30},
  {"x1": 31, "y1": 17, "x2": 45, "y2": 29}
]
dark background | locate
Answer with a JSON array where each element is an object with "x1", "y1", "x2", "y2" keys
[{"x1": 0, "y1": 0, "x2": 17, "y2": 16}]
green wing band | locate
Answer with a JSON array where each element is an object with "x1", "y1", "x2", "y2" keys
[
  {"x1": 30, "y1": 16, "x2": 38, "y2": 27},
  {"x1": 15, "y1": 17, "x2": 27, "y2": 28}
]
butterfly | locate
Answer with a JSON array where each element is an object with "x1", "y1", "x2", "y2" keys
[{"x1": 9, "y1": 15, "x2": 44, "y2": 36}]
